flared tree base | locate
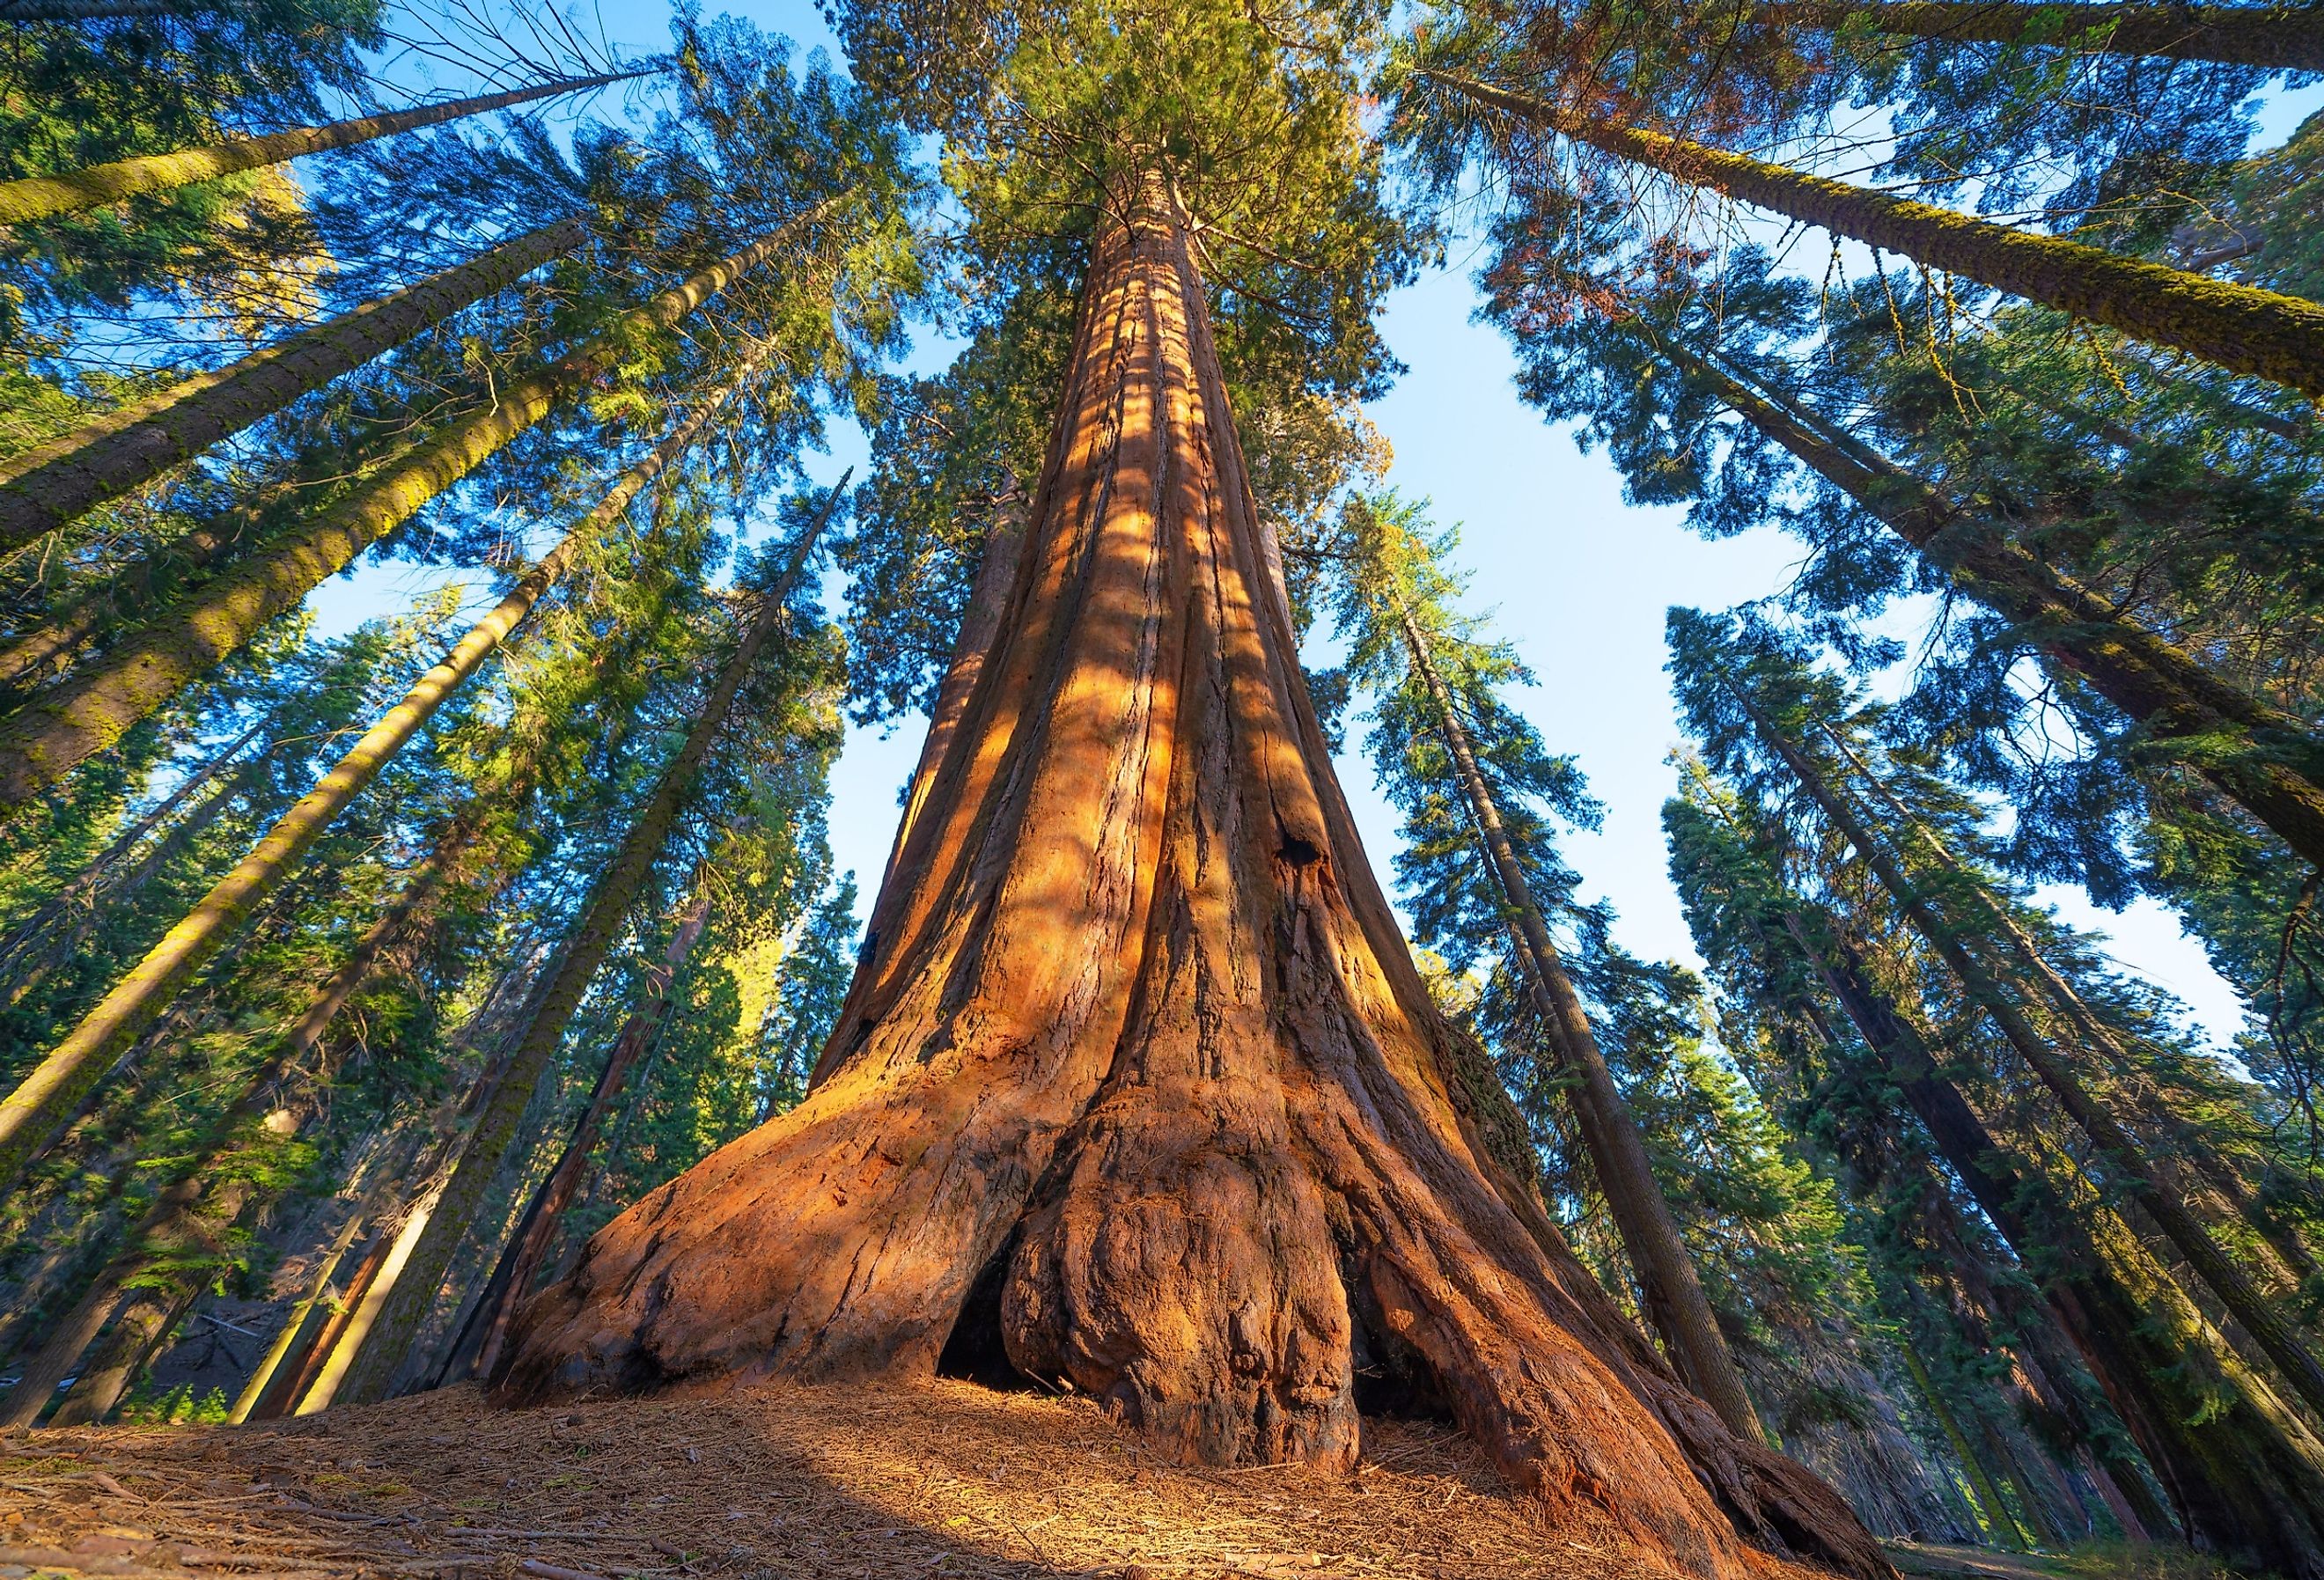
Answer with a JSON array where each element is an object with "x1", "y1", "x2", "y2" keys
[{"x1": 503, "y1": 182, "x2": 1890, "y2": 1580}]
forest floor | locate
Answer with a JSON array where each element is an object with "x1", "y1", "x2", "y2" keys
[{"x1": 0, "y1": 1377, "x2": 1680, "y2": 1580}]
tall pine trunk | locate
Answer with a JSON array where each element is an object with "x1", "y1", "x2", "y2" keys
[
  {"x1": 1393, "y1": 599, "x2": 1762, "y2": 1440},
  {"x1": 0, "y1": 218, "x2": 585, "y2": 550},
  {"x1": 333, "y1": 490, "x2": 839, "y2": 1406},
  {"x1": 1791, "y1": 909, "x2": 2324, "y2": 1574},
  {"x1": 1667, "y1": 339, "x2": 2324, "y2": 869},
  {"x1": 0, "y1": 73, "x2": 643, "y2": 226},
  {"x1": 0, "y1": 223, "x2": 798, "y2": 815},
  {"x1": 501, "y1": 175, "x2": 1887, "y2": 1580},
  {"x1": 1429, "y1": 72, "x2": 2324, "y2": 397},
  {"x1": 1821, "y1": 722, "x2": 2314, "y2": 1291},
  {"x1": 0, "y1": 430, "x2": 436, "y2": 697},
  {"x1": 1752, "y1": 0, "x2": 2324, "y2": 70},
  {"x1": 0, "y1": 344, "x2": 768, "y2": 1194},
  {"x1": 466, "y1": 885, "x2": 713, "y2": 1382},
  {"x1": 1741, "y1": 687, "x2": 2324, "y2": 1421}
]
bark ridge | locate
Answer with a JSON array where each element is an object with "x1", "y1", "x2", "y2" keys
[{"x1": 504, "y1": 190, "x2": 1888, "y2": 1580}]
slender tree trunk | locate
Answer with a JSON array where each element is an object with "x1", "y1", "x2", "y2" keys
[
  {"x1": 1752, "y1": 0, "x2": 2324, "y2": 70},
  {"x1": 1429, "y1": 71, "x2": 2324, "y2": 398},
  {"x1": 0, "y1": 719, "x2": 261, "y2": 985},
  {"x1": 0, "y1": 343, "x2": 769, "y2": 1194},
  {"x1": 228, "y1": 1180, "x2": 379, "y2": 1422},
  {"x1": 500, "y1": 174, "x2": 1887, "y2": 1580},
  {"x1": 1393, "y1": 601, "x2": 1762, "y2": 1440},
  {"x1": 336, "y1": 486, "x2": 841, "y2": 1407},
  {"x1": 0, "y1": 1179, "x2": 197, "y2": 1427},
  {"x1": 0, "y1": 430, "x2": 435, "y2": 698},
  {"x1": 0, "y1": 220, "x2": 585, "y2": 550},
  {"x1": 46, "y1": 1180, "x2": 248, "y2": 1425},
  {"x1": 1668, "y1": 340, "x2": 2324, "y2": 870},
  {"x1": 1795, "y1": 910, "x2": 2324, "y2": 1571},
  {"x1": 1825, "y1": 724, "x2": 2313, "y2": 1291},
  {"x1": 0, "y1": 224, "x2": 800, "y2": 817},
  {"x1": 1896, "y1": 1342, "x2": 2027, "y2": 1551},
  {"x1": 467, "y1": 886, "x2": 711, "y2": 1381},
  {"x1": 1745, "y1": 691, "x2": 2324, "y2": 1423},
  {"x1": 2, "y1": 748, "x2": 268, "y2": 1012},
  {"x1": 0, "y1": 73, "x2": 644, "y2": 227}
]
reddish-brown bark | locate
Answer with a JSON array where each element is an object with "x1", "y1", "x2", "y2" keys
[{"x1": 504, "y1": 180, "x2": 1888, "y2": 1580}]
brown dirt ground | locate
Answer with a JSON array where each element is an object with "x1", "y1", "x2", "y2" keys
[{"x1": 0, "y1": 1379, "x2": 1685, "y2": 1580}]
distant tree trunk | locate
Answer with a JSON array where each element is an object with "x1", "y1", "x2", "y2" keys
[
  {"x1": 228, "y1": 1177, "x2": 384, "y2": 1422},
  {"x1": 1895, "y1": 1342, "x2": 2029, "y2": 1550},
  {"x1": 1751, "y1": 0, "x2": 2324, "y2": 70},
  {"x1": 1744, "y1": 692, "x2": 2324, "y2": 1424},
  {"x1": 0, "y1": 343, "x2": 770, "y2": 1194},
  {"x1": 467, "y1": 886, "x2": 713, "y2": 1382},
  {"x1": 1793, "y1": 910, "x2": 2324, "y2": 1574},
  {"x1": 1392, "y1": 599, "x2": 1762, "y2": 1440},
  {"x1": 0, "y1": 72, "x2": 644, "y2": 226},
  {"x1": 1429, "y1": 71, "x2": 2324, "y2": 398},
  {"x1": 46, "y1": 1181, "x2": 249, "y2": 1425},
  {"x1": 500, "y1": 173, "x2": 1887, "y2": 1580},
  {"x1": 0, "y1": 722, "x2": 265, "y2": 999},
  {"x1": 0, "y1": 224, "x2": 798, "y2": 817},
  {"x1": 335, "y1": 488, "x2": 842, "y2": 1407},
  {"x1": 0, "y1": 219, "x2": 585, "y2": 550},
  {"x1": 1821, "y1": 723, "x2": 2315, "y2": 1294},
  {"x1": 1667, "y1": 341, "x2": 2324, "y2": 871},
  {"x1": 0, "y1": 1177, "x2": 198, "y2": 1427}
]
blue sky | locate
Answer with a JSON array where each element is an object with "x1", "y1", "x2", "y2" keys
[{"x1": 311, "y1": 0, "x2": 2266, "y2": 1054}]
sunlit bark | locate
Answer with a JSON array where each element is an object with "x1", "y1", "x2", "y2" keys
[{"x1": 503, "y1": 175, "x2": 1889, "y2": 1580}]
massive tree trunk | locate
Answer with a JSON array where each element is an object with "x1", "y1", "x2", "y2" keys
[
  {"x1": 0, "y1": 218, "x2": 584, "y2": 550},
  {"x1": 1428, "y1": 72, "x2": 2324, "y2": 399},
  {"x1": 503, "y1": 176, "x2": 1888, "y2": 1580},
  {"x1": 1394, "y1": 599, "x2": 1762, "y2": 1441},
  {"x1": 1751, "y1": 0, "x2": 2324, "y2": 70},
  {"x1": 0, "y1": 72, "x2": 644, "y2": 227}
]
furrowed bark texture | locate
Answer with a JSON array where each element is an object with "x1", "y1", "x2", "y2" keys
[
  {"x1": 0, "y1": 218, "x2": 584, "y2": 550},
  {"x1": 1756, "y1": 0, "x2": 2324, "y2": 70},
  {"x1": 1394, "y1": 599, "x2": 1762, "y2": 1442},
  {"x1": 1671, "y1": 340, "x2": 2324, "y2": 870},
  {"x1": 503, "y1": 184, "x2": 1889, "y2": 1580},
  {"x1": 0, "y1": 73, "x2": 641, "y2": 226},
  {"x1": 1434, "y1": 72, "x2": 2324, "y2": 399},
  {"x1": 0, "y1": 224, "x2": 790, "y2": 819},
  {"x1": 0, "y1": 346, "x2": 765, "y2": 1197},
  {"x1": 1795, "y1": 915, "x2": 2324, "y2": 1576},
  {"x1": 335, "y1": 496, "x2": 835, "y2": 1407}
]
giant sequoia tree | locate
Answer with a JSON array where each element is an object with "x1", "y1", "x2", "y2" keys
[{"x1": 504, "y1": 9, "x2": 1884, "y2": 1575}]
